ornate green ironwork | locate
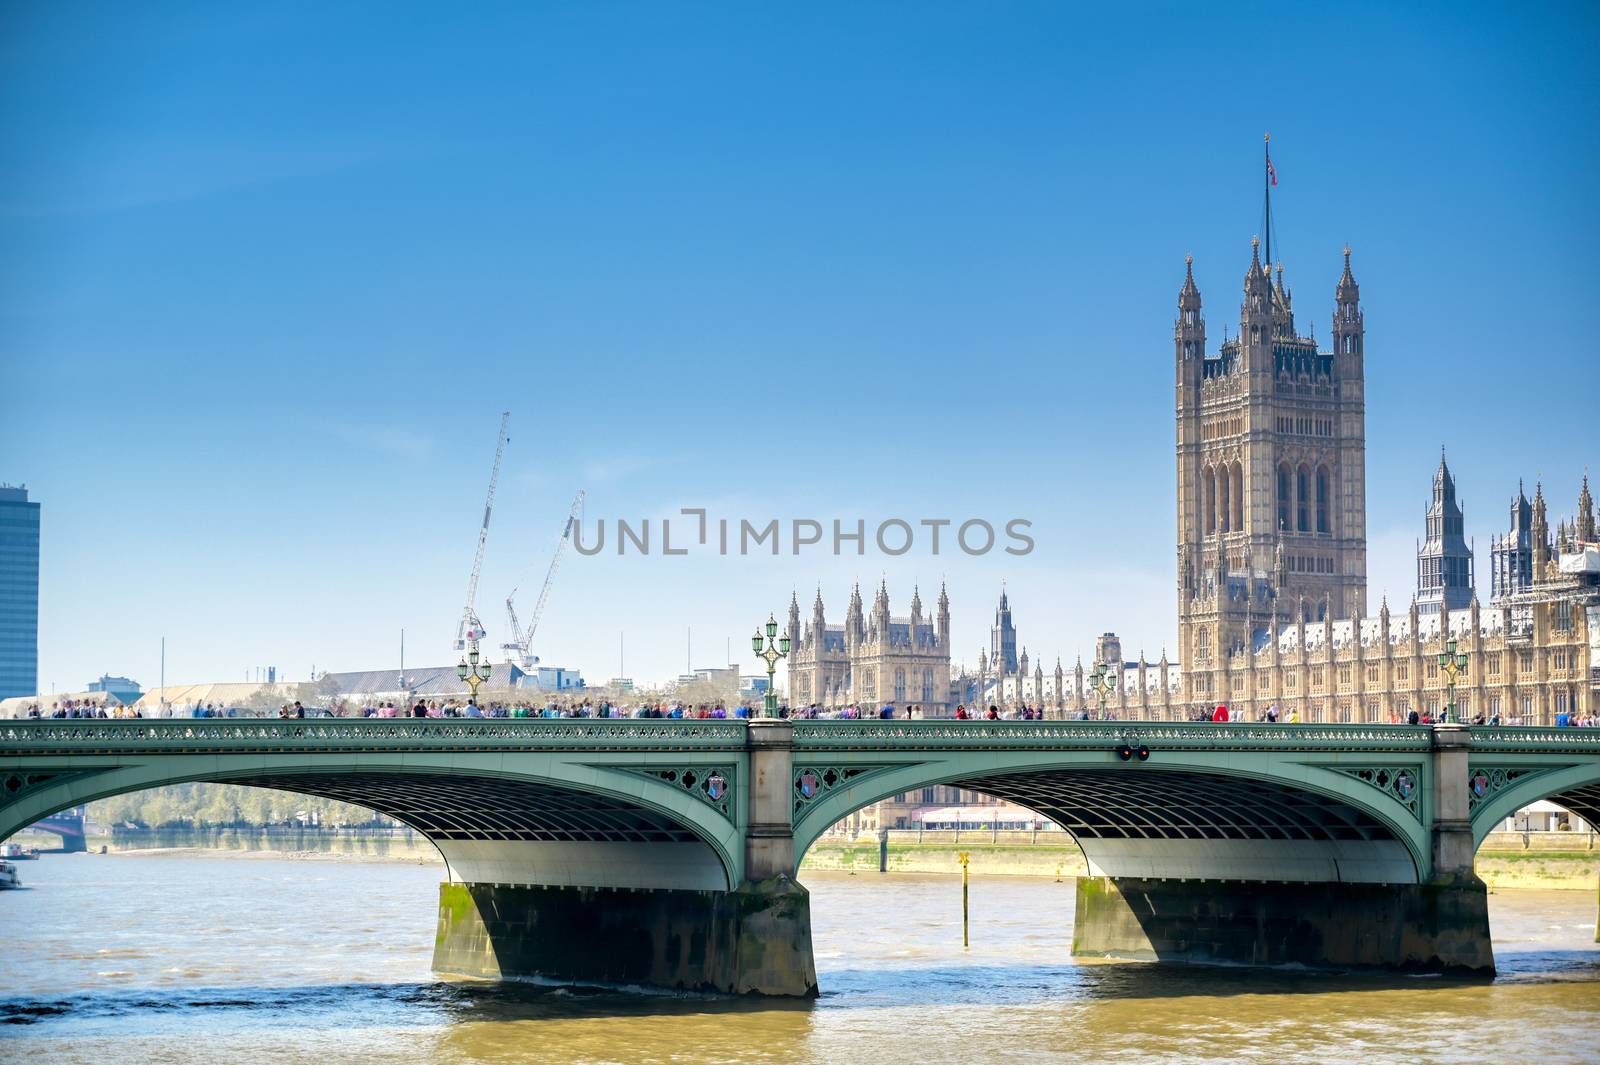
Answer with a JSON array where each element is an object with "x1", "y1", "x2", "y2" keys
[
  {"x1": 0, "y1": 719, "x2": 748, "y2": 755},
  {"x1": 630, "y1": 766, "x2": 738, "y2": 819},
  {"x1": 791, "y1": 764, "x2": 903, "y2": 814},
  {"x1": 8, "y1": 720, "x2": 1599, "y2": 758},
  {"x1": 790, "y1": 721, "x2": 1436, "y2": 752},
  {"x1": 1331, "y1": 766, "x2": 1424, "y2": 821},
  {"x1": 1465, "y1": 765, "x2": 1558, "y2": 812},
  {"x1": 1467, "y1": 727, "x2": 1600, "y2": 752}
]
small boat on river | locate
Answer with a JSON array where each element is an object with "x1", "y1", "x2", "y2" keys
[{"x1": 0, "y1": 861, "x2": 19, "y2": 889}]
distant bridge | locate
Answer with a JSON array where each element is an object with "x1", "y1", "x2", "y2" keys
[
  {"x1": 3, "y1": 719, "x2": 1596, "y2": 995},
  {"x1": 21, "y1": 806, "x2": 86, "y2": 852}
]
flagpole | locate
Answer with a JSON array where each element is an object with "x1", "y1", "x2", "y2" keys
[{"x1": 1263, "y1": 131, "x2": 1271, "y2": 279}]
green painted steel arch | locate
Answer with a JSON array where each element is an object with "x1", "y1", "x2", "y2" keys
[
  {"x1": 0, "y1": 753, "x2": 744, "y2": 889},
  {"x1": 791, "y1": 749, "x2": 1432, "y2": 883},
  {"x1": 1469, "y1": 761, "x2": 1600, "y2": 847}
]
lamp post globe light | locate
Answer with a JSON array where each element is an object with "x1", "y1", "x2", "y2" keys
[
  {"x1": 752, "y1": 614, "x2": 791, "y2": 718},
  {"x1": 458, "y1": 641, "x2": 494, "y2": 700},
  {"x1": 1090, "y1": 661, "x2": 1118, "y2": 720},
  {"x1": 1438, "y1": 637, "x2": 1468, "y2": 722}
]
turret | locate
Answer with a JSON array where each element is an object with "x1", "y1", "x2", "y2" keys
[
  {"x1": 872, "y1": 578, "x2": 891, "y2": 638},
  {"x1": 1333, "y1": 245, "x2": 1363, "y2": 363},
  {"x1": 845, "y1": 582, "x2": 864, "y2": 651},
  {"x1": 1240, "y1": 236, "x2": 1273, "y2": 373},
  {"x1": 936, "y1": 582, "x2": 951, "y2": 648},
  {"x1": 786, "y1": 591, "x2": 801, "y2": 650},
  {"x1": 909, "y1": 585, "x2": 923, "y2": 648},
  {"x1": 1579, "y1": 475, "x2": 1595, "y2": 543},
  {"x1": 1176, "y1": 255, "x2": 1206, "y2": 384},
  {"x1": 1532, "y1": 483, "x2": 1550, "y2": 574},
  {"x1": 811, "y1": 586, "x2": 826, "y2": 647}
]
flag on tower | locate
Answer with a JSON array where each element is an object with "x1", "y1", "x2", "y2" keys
[{"x1": 1266, "y1": 153, "x2": 1277, "y2": 186}]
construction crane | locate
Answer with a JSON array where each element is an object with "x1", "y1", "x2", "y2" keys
[
  {"x1": 454, "y1": 411, "x2": 511, "y2": 652},
  {"x1": 502, "y1": 489, "x2": 585, "y2": 670}
]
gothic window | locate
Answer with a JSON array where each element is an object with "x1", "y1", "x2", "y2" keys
[
  {"x1": 922, "y1": 669, "x2": 933, "y2": 702},
  {"x1": 1296, "y1": 467, "x2": 1309, "y2": 532},
  {"x1": 1277, "y1": 466, "x2": 1291, "y2": 531},
  {"x1": 1556, "y1": 602, "x2": 1572, "y2": 631},
  {"x1": 1197, "y1": 628, "x2": 1210, "y2": 661},
  {"x1": 1218, "y1": 467, "x2": 1231, "y2": 532},
  {"x1": 1203, "y1": 467, "x2": 1217, "y2": 534},
  {"x1": 1315, "y1": 467, "x2": 1330, "y2": 533},
  {"x1": 894, "y1": 669, "x2": 906, "y2": 702},
  {"x1": 1231, "y1": 464, "x2": 1244, "y2": 531}
]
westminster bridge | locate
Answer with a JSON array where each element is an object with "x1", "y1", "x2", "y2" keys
[{"x1": 3, "y1": 718, "x2": 1598, "y2": 996}]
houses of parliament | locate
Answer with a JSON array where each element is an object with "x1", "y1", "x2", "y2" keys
[
  {"x1": 1159, "y1": 236, "x2": 1596, "y2": 724},
  {"x1": 786, "y1": 234, "x2": 1596, "y2": 726}
]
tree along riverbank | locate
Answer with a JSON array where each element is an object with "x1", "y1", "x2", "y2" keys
[{"x1": 12, "y1": 826, "x2": 1596, "y2": 890}]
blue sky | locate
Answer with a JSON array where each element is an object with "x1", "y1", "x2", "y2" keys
[{"x1": 3, "y1": 3, "x2": 1596, "y2": 694}]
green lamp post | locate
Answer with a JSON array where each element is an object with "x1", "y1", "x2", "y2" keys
[
  {"x1": 752, "y1": 614, "x2": 791, "y2": 718},
  {"x1": 1090, "y1": 662, "x2": 1118, "y2": 720},
  {"x1": 457, "y1": 644, "x2": 493, "y2": 700},
  {"x1": 1438, "y1": 637, "x2": 1468, "y2": 722}
]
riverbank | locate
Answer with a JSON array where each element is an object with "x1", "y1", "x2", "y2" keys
[
  {"x1": 799, "y1": 831, "x2": 1600, "y2": 891},
  {"x1": 9, "y1": 828, "x2": 443, "y2": 864},
  {"x1": 14, "y1": 828, "x2": 1596, "y2": 889},
  {"x1": 100, "y1": 845, "x2": 442, "y2": 864}
]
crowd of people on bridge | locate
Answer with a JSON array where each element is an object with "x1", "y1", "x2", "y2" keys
[{"x1": 9, "y1": 695, "x2": 1597, "y2": 727}]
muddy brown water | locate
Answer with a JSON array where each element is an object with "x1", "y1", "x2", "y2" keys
[{"x1": 1, "y1": 853, "x2": 1596, "y2": 1063}]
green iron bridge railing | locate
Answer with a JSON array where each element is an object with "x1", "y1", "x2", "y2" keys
[
  {"x1": 0, "y1": 718, "x2": 749, "y2": 754},
  {"x1": 1, "y1": 718, "x2": 1595, "y2": 756}
]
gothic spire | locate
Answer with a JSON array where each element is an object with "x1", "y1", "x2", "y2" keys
[
  {"x1": 1336, "y1": 244, "x2": 1359, "y2": 303},
  {"x1": 1179, "y1": 254, "x2": 1202, "y2": 310},
  {"x1": 1579, "y1": 474, "x2": 1595, "y2": 542}
]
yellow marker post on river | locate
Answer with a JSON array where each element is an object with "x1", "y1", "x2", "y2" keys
[{"x1": 957, "y1": 850, "x2": 970, "y2": 947}]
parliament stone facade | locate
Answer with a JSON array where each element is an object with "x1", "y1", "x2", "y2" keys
[
  {"x1": 788, "y1": 234, "x2": 1598, "y2": 728},
  {"x1": 785, "y1": 582, "x2": 954, "y2": 715},
  {"x1": 1158, "y1": 239, "x2": 1597, "y2": 724}
]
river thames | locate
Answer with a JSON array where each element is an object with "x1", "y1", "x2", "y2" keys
[{"x1": 2, "y1": 853, "x2": 1597, "y2": 1063}]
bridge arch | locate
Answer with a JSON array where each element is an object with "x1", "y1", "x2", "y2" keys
[
  {"x1": 1469, "y1": 761, "x2": 1600, "y2": 847},
  {"x1": 792, "y1": 750, "x2": 1431, "y2": 884},
  {"x1": 1, "y1": 754, "x2": 743, "y2": 891}
]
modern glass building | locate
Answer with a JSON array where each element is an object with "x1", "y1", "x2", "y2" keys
[{"x1": 0, "y1": 485, "x2": 40, "y2": 699}]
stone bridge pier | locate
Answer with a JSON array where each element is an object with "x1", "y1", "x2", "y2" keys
[
  {"x1": 1070, "y1": 726, "x2": 1492, "y2": 973},
  {"x1": 431, "y1": 720, "x2": 819, "y2": 997}
]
